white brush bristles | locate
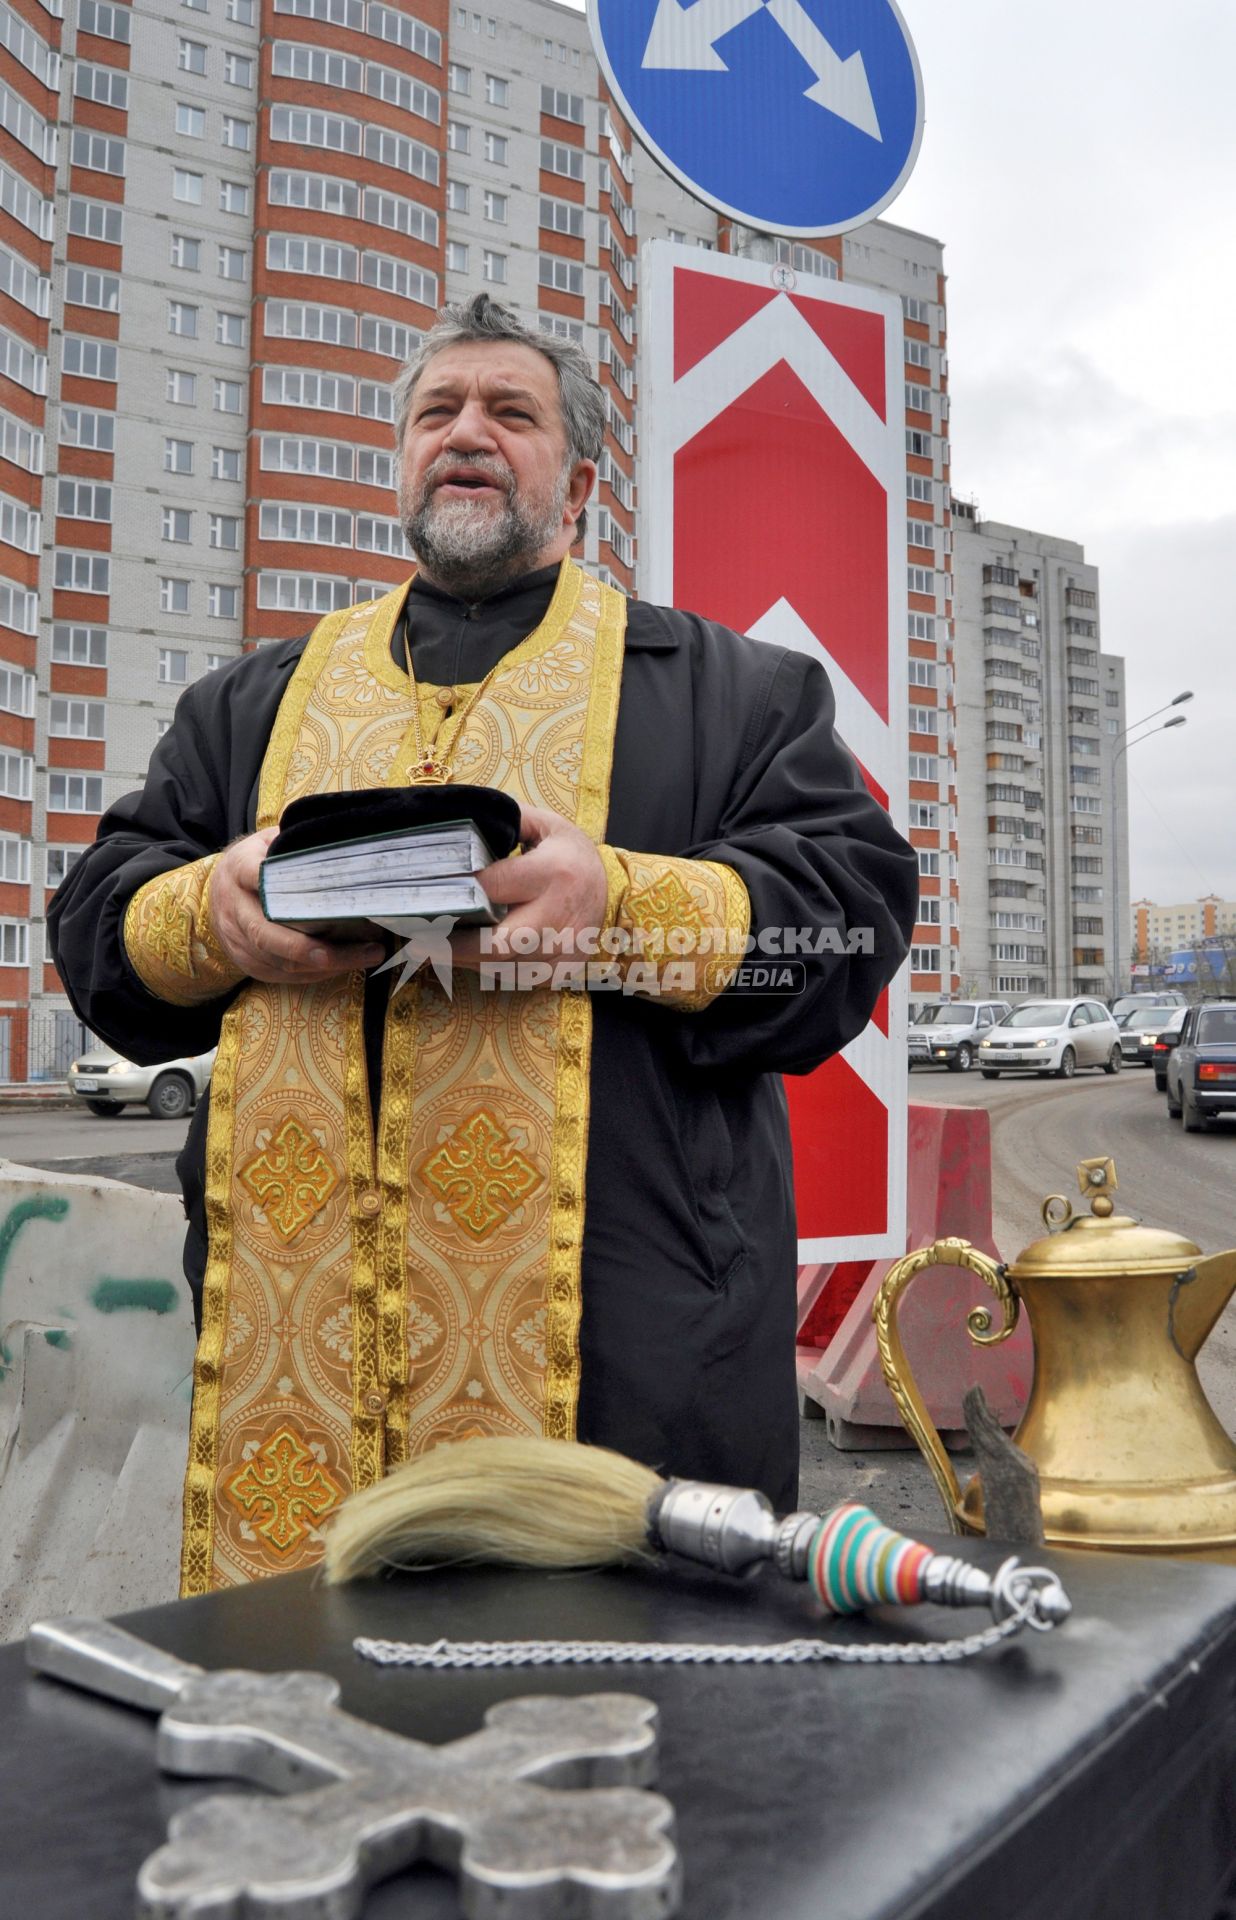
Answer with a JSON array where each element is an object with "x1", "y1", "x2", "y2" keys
[{"x1": 324, "y1": 1435, "x2": 666, "y2": 1583}]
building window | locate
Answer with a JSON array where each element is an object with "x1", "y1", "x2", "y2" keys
[
  {"x1": 56, "y1": 480, "x2": 111, "y2": 522},
  {"x1": 158, "y1": 648, "x2": 189, "y2": 683},
  {"x1": 62, "y1": 337, "x2": 117, "y2": 382},
  {"x1": 216, "y1": 310, "x2": 246, "y2": 347},
  {"x1": 170, "y1": 234, "x2": 200, "y2": 270},
  {"x1": 164, "y1": 438, "x2": 194, "y2": 474},
  {"x1": 540, "y1": 195, "x2": 583, "y2": 236},
  {"x1": 65, "y1": 267, "x2": 120, "y2": 312},
  {"x1": 482, "y1": 250, "x2": 506, "y2": 284},
  {"x1": 211, "y1": 445, "x2": 242, "y2": 481},
  {"x1": 446, "y1": 179, "x2": 469, "y2": 212},
  {"x1": 208, "y1": 513, "x2": 240, "y2": 549},
  {"x1": 0, "y1": 918, "x2": 27, "y2": 965},
  {"x1": 166, "y1": 370, "x2": 196, "y2": 406},
  {"x1": 160, "y1": 577, "x2": 191, "y2": 614},
  {"x1": 910, "y1": 946, "x2": 941, "y2": 973},
  {"x1": 162, "y1": 507, "x2": 192, "y2": 542},
  {"x1": 447, "y1": 119, "x2": 470, "y2": 152},
  {"x1": 49, "y1": 698, "x2": 105, "y2": 738},
  {"x1": 448, "y1": 62, "x2": 470, "y2": 93},
  {"x1": 221, "y1": 116, "x2": 251, "y2": 150},
  {"x1": 541, "y1": 139, "x2": 583, "y2": 180},
  {"x1": 173, "y1": 169, "x2": 203, "y2": 204},
  {"x1": 208, "y1": 584, "x2": 239, "y2": 618},
  {"x1": 484, "y1": 190, "x2": 507, "y2": 223},
  {"x1": 218, "y1": 245, "x2": 247, "y2": 281},
  {"x1": 68, "y1": 199, "x2": 123, "y2": 245},
  {"x1": 79, "y1": 1, "x2": 130, "y2": 41},
  {"x1": 220, "y1": 180, "x2": 249, "y2": 215},
  {"x1": 0, "y1": 751, "x2": 32, "y2": 800},
  {"x1": 0, "y1": 667, "x2": 34, "y2": 716},
  {"x1": 541, "y1": 85, "x2": 584, "y2": 123},
  {"x1": 45, "y1": 846, "x2": 79, "y2": 887},
  {"x1": 485, "y1": 74, "x2": 508, "y2": 106},
  {"x1": 226, "y1": 0, "x2": 254, "y2": 20},
  {"x1": 539, "y1": 255, "x2": 583, "y2": 296},
  {"x1": 213, "y1": 378, "x2": 244, "y2": 414},
  {"x1": 178, "y1": 38, "x2": 207, "y2": 73},
  {"x1": 55, "y1": 551, "x2": 110, "y2": 593},
  {"x1": 71, "y1": 131, "x2": 126, "y2": 176},
  {"x1": 176, "y1": 102, "x2": 206, "y2": 138},
  {"x1": 48, "y1": 773, "x2": 103, "y2": 813},
  {"x1": 52, "y1": 624, "x2": 107, "y2": 666},
  {"x1": 483, "y1": 131, "x2": 508, "y2": 165},
  {"x1": 224, "y1": 52, "x2": 253, "y2": 86},
  {"x1": 446, "y1": 241, "x2": 469, "y2": 273},
  {"x1": 168, "y1": 301, "x2": 198, "y2": 337}
]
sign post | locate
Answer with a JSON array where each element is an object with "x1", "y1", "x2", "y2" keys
[{"x1": 596, "y1": 1, "x2": 926, "y2": 1262}]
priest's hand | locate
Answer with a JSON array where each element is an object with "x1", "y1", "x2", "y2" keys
[
  {"x1": 457, "y1": 806, "x2": 607, "y2": 966},
  {"x1": 209, "y1": 828, "x2": 387, "y2": 984}
]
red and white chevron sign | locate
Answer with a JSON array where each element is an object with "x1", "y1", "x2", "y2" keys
[{"x1": 642, "y1": 243, "x2": 908, "y2": 1261}]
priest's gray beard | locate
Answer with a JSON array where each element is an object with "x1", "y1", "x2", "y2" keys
[{"x1": 401, "y1": 452, "x2": 570, "y2": 601}]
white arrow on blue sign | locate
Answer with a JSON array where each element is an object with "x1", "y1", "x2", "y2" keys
[{"x1": 588, "y1": 0, "x2": 923, "y2": 238}]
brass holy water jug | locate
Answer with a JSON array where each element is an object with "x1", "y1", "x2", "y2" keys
[{"x1": 876, "y1": 1156, "x2": 1236, "y2": 1560}]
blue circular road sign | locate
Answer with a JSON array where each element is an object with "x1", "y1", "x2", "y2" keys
[{"x1": 588, "y1": 0, "x2": 923, "y2": 238}]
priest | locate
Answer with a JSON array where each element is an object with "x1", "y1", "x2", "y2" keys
[{"x1": 49, "y1": 294, "x2": 917, "y2": 1593}]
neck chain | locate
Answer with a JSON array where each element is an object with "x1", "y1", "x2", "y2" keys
[{"x1": 402, "y1": 620, "x2": 502, "y2": 786}]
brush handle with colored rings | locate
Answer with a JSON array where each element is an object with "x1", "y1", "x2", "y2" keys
[{"x1": 806, "y1": 1503, "x2": 1072, "y2": 1630}]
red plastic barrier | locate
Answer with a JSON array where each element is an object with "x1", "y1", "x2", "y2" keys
[{"x1": 797, "y1": 1101, "x2": 1034, "y2": 1447}]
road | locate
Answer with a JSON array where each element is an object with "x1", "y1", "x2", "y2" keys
[{"x1": 5, "y1": 1069, "x2": 1235, "y2": 1534}]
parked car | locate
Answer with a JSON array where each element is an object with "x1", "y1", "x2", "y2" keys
[
  {"x1": 1165, "y1": 1003, "x2": 1236, "y2": 1131},
  {"x1": 1151, "y1": 1008, "x2": 1189, "y2": 1091},
  {"x1": 1110, "y1": 990, "x2": 1188, "y2": 1021},
  {"x1": 907, "y1": 999, "x2": 1011, "y2": 1073},
  {"x1": 67, "y1": 1046, "x2": 216, "y2": 1119},
  {"x1": 977, "y1": 998, "x2": 1122, "y2": 1079},
  {"x1": 1116, "y1": 1005, "x2": 1181, "y2": 1065}
]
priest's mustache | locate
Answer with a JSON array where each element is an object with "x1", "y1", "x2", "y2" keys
[{"x1": 425, "y1": 453, "x2": 516, "y2": 501}]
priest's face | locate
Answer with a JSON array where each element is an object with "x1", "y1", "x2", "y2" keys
[{"x1": 398, "y1": 342, "x2": 595, "y2": 599}]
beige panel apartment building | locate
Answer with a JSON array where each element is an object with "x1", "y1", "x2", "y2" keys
[{"x1": 953, "y1": 508, "x2": 1128, "y2": 1001}]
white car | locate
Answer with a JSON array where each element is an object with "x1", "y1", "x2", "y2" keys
[
  {"x1": 978, "y1": 999, "x2": 1123, "y2": 1080},
  {"x1": 67, "y1": 1046, "x2": 216, "y2": 1119}
]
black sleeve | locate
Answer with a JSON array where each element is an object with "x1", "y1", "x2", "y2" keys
[
  {"x1": 678, "y1": 633, "x2": 918, "y2": 1075},
  {"x1": 46, "y1": 641, "x2": 305, "y2": 1064}
]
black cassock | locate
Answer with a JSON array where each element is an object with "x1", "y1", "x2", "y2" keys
[{"x1": 49, "y1": 565, "x2": 917, "y2": 1508}]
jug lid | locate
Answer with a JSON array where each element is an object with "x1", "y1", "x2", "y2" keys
[{"x1": 1007, "y1": 1156, "x2": 1202, "y2": 1279}]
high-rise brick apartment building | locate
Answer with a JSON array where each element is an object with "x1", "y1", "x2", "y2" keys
[{"x1": 2, "y1": 0, "x2": 955, "y2": 1075}]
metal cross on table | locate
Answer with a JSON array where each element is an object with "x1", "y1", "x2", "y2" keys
[{"x1": 27, "y1": 1616, "x2": 681, "y2": 1920}]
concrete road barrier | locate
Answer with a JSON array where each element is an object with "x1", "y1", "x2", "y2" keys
[{"x1": 0, "y1": 1160, "x2": 193, "y2": 1642}]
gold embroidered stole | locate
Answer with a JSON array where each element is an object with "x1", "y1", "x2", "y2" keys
[{"x1": 181, "y1": 561, "x2": 626, "y2": 1593}]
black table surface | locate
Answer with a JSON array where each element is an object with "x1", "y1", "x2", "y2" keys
[{"x1": 6, "y1": 1536, "x2": 1236, "y2": 1920}]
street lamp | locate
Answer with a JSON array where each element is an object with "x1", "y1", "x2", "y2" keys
[{"x1": 1110, "y1": 707, "x2": 1189, "y2": 995}]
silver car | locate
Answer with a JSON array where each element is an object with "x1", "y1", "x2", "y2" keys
[
  {"x1": 978, "y1": 998, "x2": 1123, "y2": 1080},
  {"x1": 1116, "y1": 1006, "x2": 1180, "y2": 1065},
  {"x1": 67, "y1": 1046, "x2": 216, "y2": 1119},
  {"x1": 908, "y1": 1000, "x2": 1011, "y2": 1073}
]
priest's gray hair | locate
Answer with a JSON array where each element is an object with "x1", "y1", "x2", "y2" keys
[{"x1": 392, "y1": 293, "x2": 605, "y2": 540}]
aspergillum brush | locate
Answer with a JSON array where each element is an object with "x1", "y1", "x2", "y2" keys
[{"x1": 325, "y1": 1438, "x2": 1070, "y2": 1669}]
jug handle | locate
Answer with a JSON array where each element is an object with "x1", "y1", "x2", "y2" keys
[{"x1": 873, "y1": 1237, "x2": 1020, "y2": 1534}]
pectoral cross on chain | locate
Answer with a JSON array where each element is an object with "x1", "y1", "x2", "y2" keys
[{"x1": 27, "y1": 1616, "x2": 681, "y2": 1919}]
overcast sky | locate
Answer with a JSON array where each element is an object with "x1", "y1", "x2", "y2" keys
[{"x1": 572, "y1": 0, "x2": 1235, "y2": 906}]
